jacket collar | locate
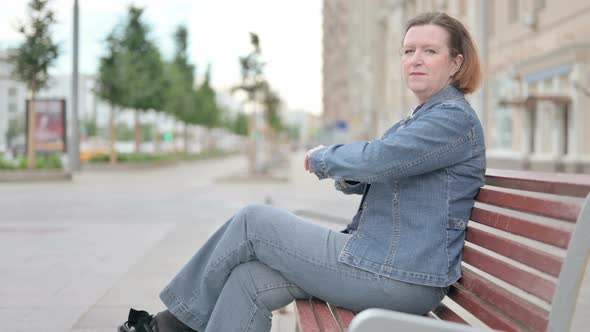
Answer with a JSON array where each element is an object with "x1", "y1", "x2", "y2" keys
[{"x1": 414, "y1": 85, "x2": 464, "y2": 116}]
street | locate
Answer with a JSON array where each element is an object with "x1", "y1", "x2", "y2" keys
[{"x1": 0, "y1": 152, "x2": 358, "y2": 332}]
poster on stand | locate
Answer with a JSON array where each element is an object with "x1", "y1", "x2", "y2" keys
[{"x1": 26, "y1": 98, "x2": 67, "y2": 153}]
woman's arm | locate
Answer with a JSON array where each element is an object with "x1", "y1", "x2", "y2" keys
[{"x1": 308, "y1": 103, "x2": 477, "y2": 183}]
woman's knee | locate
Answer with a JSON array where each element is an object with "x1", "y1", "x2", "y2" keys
[
  {"x1": 228, "y1": 261, "x2": 304, "y2": 311},
  {"x1": 233, "y1": 204, "x2": 276, "y2": 226}
]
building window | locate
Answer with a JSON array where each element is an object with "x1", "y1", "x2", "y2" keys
[
  {"x1": 509, "y1": 1, "x2": 519, "y2": 23},
  {"x1": 492, "y1": 77, "x2": 513, "y2": 149},
  {"x1": 8, "y1": 87, "x2": 17, "y2": 96},
  {"x1": 8, "y1": 103, "x2": 17, "y2": 113}
]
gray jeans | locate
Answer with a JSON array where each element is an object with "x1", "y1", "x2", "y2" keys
[{"x1": 160, "y1": 204, "x2": 447, "y2": 332}]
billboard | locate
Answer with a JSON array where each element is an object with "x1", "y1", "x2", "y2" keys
[{"x1": 26, "y1": 99, "x2": 67, "y2": 153}]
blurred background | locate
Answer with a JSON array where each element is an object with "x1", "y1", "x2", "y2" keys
[{"x1": 1, "y1": 0, "x2": 589, "y2": 175}]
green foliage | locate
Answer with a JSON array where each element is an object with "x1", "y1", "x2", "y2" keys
[
  {"x1": 0, "y1": 154, "x2": 62, "y2": 170},
  {"x1": 263, "y1": 87, "x2": 283, "y2": 131},
  {"x1": 115, "y1": 123, "x2": 134, "y2": 141},
  {"x1": 9, "y1": 0, "x2": 60, "y2": 92},
  {"x1": 82, "y1": 119, "x2": 99, "y2": 137},
  {"x1": 117, "y1": 6, "x2": 166, "y2": 112},
  {"x1": 194, "y1": 66, "x2": 221, "y2": 128},
  {"x1": 233, "y1": 33, "x2": 283, "y2": 133},
  {"x1": 141, "y1": 123, "x2": 154, "y2": 141},
  {"x1": 96, "y1": 31, "x2": 125, "y2": 107},
  {"x1": 232, "y1": 112, "x2": 249, "y2": 136},
  {"x1": 163, "y1": 24, "x2": 197, "y2": 126},
  {"x1": 87, "y1": 150, "x2": 235, "y2": 164},
  {"x1": 6, "y1": 117, "x2": 25, "y2": 144}
]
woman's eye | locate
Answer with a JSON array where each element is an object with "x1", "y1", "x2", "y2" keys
[
  {"x1": 426, "y1": 49, "x2": 436, "y2": 54},
  {"x1": 403, "y1": 49, "x2": 414, "y2": 55}
]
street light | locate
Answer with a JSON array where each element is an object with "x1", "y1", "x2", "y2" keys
[{"x1": 69, "y1": 0, "x2": 81, "y2": 171}]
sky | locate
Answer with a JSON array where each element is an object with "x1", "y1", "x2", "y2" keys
[{"x1": 0, "y1": 0, "x2": 323, "y2": 114}]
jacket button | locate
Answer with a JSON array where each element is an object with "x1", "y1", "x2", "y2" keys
[{"x1": 363, "y1": 202, "x2": 368, "y2": 209}]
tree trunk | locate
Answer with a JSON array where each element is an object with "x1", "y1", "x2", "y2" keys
[
  {"x1": 154, "y1": 123, "x2": 161, "y2": 154},
  {"x1": 109, "y1": 105, "x2": 117, "y2": 164},
  {"x1": 27, "y1": 90, "x2": 37, "y2": 169},
  {"x1": 134, "y1": 110, "x2": 141, "y2": 153},
  {"x1": 248, "y1": 106, "x2": 256, "y2": 174},
  {"x1": 184, "y1": 122, "x2": 189, "y2": 154}
]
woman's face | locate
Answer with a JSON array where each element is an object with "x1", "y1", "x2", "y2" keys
[{"x1": 402, "y1": 24, "x2": 463, "y2": 103}]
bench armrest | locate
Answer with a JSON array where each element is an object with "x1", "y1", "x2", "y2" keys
[{"x1": 348, "y1": 309, "x2": 493, "y2": 332}]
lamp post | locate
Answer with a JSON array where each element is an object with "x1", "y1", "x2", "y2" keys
[{"x1": 69, "y1": 0, "x2": 81, "y2": 171}]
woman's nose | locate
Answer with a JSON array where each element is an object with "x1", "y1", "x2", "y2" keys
[{"x1": 409, "y1": 50, "x2": 424, "y2": 65}]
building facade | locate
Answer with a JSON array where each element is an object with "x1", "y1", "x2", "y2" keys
[
  {"x1": 322, "y1": 0, "x2": 590, "y2": 173},
  {"x1": 0, "y1": 50, "x2": 27, "y2": 154}
]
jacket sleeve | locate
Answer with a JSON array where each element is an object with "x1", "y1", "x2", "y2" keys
[
  {"x1": 309, "y1": 103, "x2": 476, "y2": 183},
  {"x1": 334, "y1": 178, "x2": 366, "y2": 195}
]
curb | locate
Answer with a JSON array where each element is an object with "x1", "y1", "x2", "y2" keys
[
  {"x1": 81, "y1": 159, "x2": 179, "y2": 171},
  {"x1": 0, "y1": 169, "x2": 73, "y2": 183}
]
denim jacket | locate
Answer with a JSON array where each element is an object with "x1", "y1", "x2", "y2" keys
[{"x1": 309, "y1": 85, "x2": 486, "y2": 287}]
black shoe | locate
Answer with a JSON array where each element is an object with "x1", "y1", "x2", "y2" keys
[{"x1": 118, "y1": 308, "x2": 158, "y2": 332}]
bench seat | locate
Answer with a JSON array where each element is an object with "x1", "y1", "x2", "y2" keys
[{"x1": 295, "y1": 169, "x2": 590, "y2": 332}]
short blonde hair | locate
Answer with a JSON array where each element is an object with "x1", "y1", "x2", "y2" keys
[{"x1": 405, "y1": 12, "x2": 482, "y2": 94}]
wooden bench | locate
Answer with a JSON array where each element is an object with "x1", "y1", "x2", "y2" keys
[{"x1": 294, "y1": 169, "x2": 590, "y2": 332}]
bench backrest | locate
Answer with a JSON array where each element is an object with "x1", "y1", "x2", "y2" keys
[{"x1": 433, "y1": 169, "x2": 590, "y2": 331}]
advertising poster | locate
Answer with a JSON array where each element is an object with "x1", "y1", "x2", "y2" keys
[{"x1": 26, "y1": 99, "x2": 67, "y2": 153}]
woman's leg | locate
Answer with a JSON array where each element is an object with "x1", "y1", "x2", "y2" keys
[
  {"x1": 160, "y1": 204, "x2": 445, "y2": 332},
  {"x1": 205, "y1": 261, "x2": 307, "y2": 331}
]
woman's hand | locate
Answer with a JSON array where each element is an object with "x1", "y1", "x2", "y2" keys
[{"x1": 304, "y1": 145, "x2": 325, "y2": 173}]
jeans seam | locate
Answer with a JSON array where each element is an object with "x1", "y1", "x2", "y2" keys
[
  {"x1": 249, "y1": 234, "x2": 378, "y2": 281},
  {"x1": 244, "y1": 305, "x2": 258, "y2": 332},
  {"x1": 188, "y1": 241, "x2": 251, "y2": 304},
  {"x1": 162, "y1": 286, "x2": 207, "y2": 329}
]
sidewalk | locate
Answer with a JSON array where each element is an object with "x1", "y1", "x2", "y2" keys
[{"x1": 65, "y1": 151, "x2": 355, "y2": 332}]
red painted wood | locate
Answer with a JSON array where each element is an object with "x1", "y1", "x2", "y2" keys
[
  {"x1": 470, "y1": 207, "x2": 572, "y2": 249},
  {"x1": 311, "y1": 300, "x2": 342, "y2": 332},
  {"x1": 476, "y1": 187, "x2": 581, "y2": 222},
  {"x1": 295, "y1": 300, "x2": 320, "y2": 332},
  {"x1": 466, "y1": 227, "x2": 563, "y2": 277},
  {"x1": 463, "y1": 247, "x2": 556, "y2": 302},
  {"x1": 484, "y1": 169, "x2": 590, "y2": 198},
  {"x1": 450, "y1": 285, "x2": 523, "y2": 331},
  {"x1": 432, "y1": 303, "x2": 469, "y2": 325},
  {"x1": 459, "y1": 267, "x2": 549, "y2": 331},
  {"x1": 331, "y1": 305, "x2": 355, "y2": 328}
]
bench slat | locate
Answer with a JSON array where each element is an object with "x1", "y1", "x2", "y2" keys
[
  {"x1": 432, "y1": 303, "x2": 469, "y2": 325},
  {"x1": 485, "y1": 169, "x2": 590, "y2": 197},
  {"x1": 476, "y1": 187, "x2": 580, "y2": 222},
  {"x1": 449, "y1": 285, "x2": 524, "y2": 332},
  {"x1": 466, "y1": 226, "x2": 563, "y2": 277},
  {"x1": 295, "y1": 300, "x2": 321, "y2": 332},
  {"x1": 470, "y1": 207, "x2": 572, "y2": 249},
  {"x1": 463, "y1": 246, "x2": 556, "y2": 303},
  {"x1": 312, "y1": 300, "x2": 342, "y2": 332},
  {"x1": 329, "y1": 304, "x2": 355, "y2": 328},
  {"x1": 460, "y1": 267, "x2": 549, "y2": 331}
]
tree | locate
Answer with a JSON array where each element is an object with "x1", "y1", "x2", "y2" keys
[
  {"x1": 96, "y1": 31, "x2": 125, "y2": 164},
  {"x1": 195, "y1": 66, "x2": 221, "y2": 150},
  {"x1": 163, "y1": 25, "x2": 196, "y2": 153},
  {"x1": 117, "y1": 6, "x2": 165, "y2": 153},
  {"x1": 232, "y1": 112, "x2": 249, "y2": 136},
  {"x1": 9, "y1": 0, "x2": 59, "y2": 169}
]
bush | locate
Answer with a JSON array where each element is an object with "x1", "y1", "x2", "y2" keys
[
  {"x1": 0, "y1": 154, "x2": 62, "y2": 170},
  {"x1": 86, "y1": 150, "x2": 236, "y2": 164}
]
